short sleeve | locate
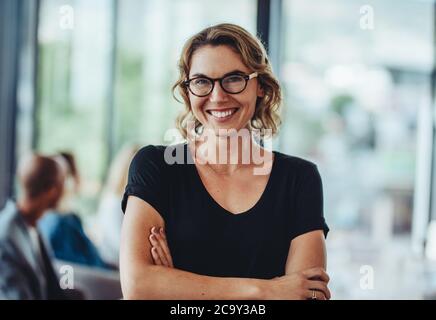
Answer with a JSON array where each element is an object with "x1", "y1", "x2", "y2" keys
[
  {"x1": 289, "y1": 162, "x2": 329, "y2": 241},
  {"x1": 121, "y1": 145, "x2": 168, "y2": 218}
]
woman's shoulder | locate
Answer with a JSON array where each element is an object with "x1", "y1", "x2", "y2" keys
[
  {"x1": 273, "y1": 150, "x2": 318, "y2": 171},
  {"x1": 129, "y1": 143, "x2": 189, "y2": 179},
  {"x1": 272, "y1": 151, "x2": 323, "y2": 189},
  {"x1": 272, "y1": 150, "x2": 322, "y2": 184},
  {"x1": 135, "y1": 144, "x2": 167, "y2": 159},
  {"x1": 134, "y1": 143, "x2": 187, "y2": 164}
]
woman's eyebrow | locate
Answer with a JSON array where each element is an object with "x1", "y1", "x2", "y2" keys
[
  {"x1": 190, "y1": 72, "x2": 207, "y2": 78},
  {"x1": 189, "y1": 69, "x2": 247, "y2": 79}
]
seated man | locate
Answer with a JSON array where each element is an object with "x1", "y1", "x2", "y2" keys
[{"x1": 0, "y1": 153, "x2": 70, "y2": 299}]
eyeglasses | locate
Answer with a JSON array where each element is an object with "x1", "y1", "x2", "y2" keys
[{"x1": 183, "y1": 72, "x2": 258, "y2": 97}]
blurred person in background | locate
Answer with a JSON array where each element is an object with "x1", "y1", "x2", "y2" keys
[
  {"x1": 96, "y1": 144, "x2": 140, "y2": 268},
  {"x1": 0, "y1": 154, "x2": 69, "y2": 299},
  {"x1": 38, "y1": 152, "x2": 114, "y2": 270}
]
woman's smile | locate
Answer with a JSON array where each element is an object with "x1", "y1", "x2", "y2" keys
[{"x1": 205, "y1": 107, "x2": 240, "y2": 123}]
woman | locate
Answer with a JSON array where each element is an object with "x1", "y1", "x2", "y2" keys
[{"x1": 120, "y1": 23, "x2": 330, "y2": 299}]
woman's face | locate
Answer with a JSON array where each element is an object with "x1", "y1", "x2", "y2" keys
[{"x1": 188, "y1": 45, "x2": 263, "y2": 136}]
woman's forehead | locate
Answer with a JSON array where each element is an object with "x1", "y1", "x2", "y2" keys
[{"x1": 189, "y1": 45, "x2": 249, "y2": 77}]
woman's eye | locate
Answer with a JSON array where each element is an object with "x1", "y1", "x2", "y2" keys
[
  {"x1": 193, "y1": 78, "x2": 210, "y2": 86},
  {"x1": 225, "y1": 75, "x2": 244, "y2": 83}
]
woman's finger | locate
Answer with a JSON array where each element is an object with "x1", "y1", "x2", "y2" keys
[
  {"x1": 307, "y1": 280, "x2": 331, "y2": 300},
  {"x1": 151, "y1": 247, "x2": 163, "y2": 265},
  {"x1": 156, "y1": 228, "x2": 174, "y2": 267},
  {"x1": 306, "y1": 289, "x2": 327, "y2": 300},
  {"x1": 159, "y1": 227, "x2": 167, "y2": 240},
  {"x1": 149, "y1": 227, "x2": 172, "y2": 267},
  {"x1": 149, "y1": 233, "x2": 170, "y2": 267},
  {"x1": 302, "y1": 267, "x2": 330, "y2": 283},
  {"x1": 152, "y1": 232, "x2": 172, "y2": 267},
  {"x1": 149, "y1": 226, "x2": 174, "y2": 268}
]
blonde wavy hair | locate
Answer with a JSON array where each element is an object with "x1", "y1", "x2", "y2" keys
[{"x1": 172, "y1": 23, "x2": 282, "y2": 140}]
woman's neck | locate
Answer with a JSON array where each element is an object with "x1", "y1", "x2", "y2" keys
[{"x1": 189, "y1": 128, "x2": 268, "y2": 176}]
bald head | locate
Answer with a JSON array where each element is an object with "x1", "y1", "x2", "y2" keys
[{"x1": 17, "y1": 153, "x2": 64, "y2": 200}]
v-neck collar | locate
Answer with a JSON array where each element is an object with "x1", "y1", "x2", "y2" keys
[{"x1": 185, "y1": 143, "x2": 277, "y2": 217}]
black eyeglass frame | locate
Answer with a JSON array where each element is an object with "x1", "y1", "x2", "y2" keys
[{"x1": 183, "y1": 72, "x2": 258, "y2": 97}]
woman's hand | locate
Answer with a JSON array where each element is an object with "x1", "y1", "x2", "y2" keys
[
  {"x1": 149, "y1": 226, "x2": 174, "y2": 268},
  {"x1": 264, "y1": 267, "x2": 331, "y2": 300}
]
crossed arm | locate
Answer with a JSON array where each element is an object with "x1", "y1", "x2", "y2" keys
[{"x1": 120, "y1": 196, "x2": 330, "y2": 300}]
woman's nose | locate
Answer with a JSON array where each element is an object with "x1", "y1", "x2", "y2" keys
[{"x1": 209, "y1": 81, "x2": 229, "y2": 103}]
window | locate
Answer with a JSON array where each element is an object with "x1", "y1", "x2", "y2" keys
[
  {"x1": 281, "y1": 0, "x2": 432, "y2": 233},
  {"x1": 280, "y1": 0, "x2": 433, "y2": 299},
  {"x1": 37, "y1": 0, "x2": 113, "y2": 215}
]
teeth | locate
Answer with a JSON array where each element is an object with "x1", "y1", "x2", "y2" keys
[{"x1": 210, "y1": 109, "x2": 236, "y2": 118}]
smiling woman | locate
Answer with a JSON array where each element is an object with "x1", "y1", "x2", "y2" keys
[
  {"x1": 173, "y1": 24, "x2": 281, "y2": 139},
  {"x1": 120, "y1": 23, "x2": 330, "y2": 300}
]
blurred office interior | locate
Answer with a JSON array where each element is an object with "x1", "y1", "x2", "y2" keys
[{"x1": 1, "y1": 0, "x2": 436, "y2": 299}]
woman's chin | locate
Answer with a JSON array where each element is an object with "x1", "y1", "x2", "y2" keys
[{"x1": 202, "y1": 124, "x2": 250, "y2": 138}]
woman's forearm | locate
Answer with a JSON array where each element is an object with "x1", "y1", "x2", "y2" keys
[
  {"x1": 122, "y1": 265, "x2": 268, "y2": 300},
  {"x1": 121, "y1": 199, "x2": 270, "y2": 300}
]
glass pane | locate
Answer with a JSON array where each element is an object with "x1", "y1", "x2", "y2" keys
[
  {"x1": 281, "y1": 0, "x2": 432, "y2": 299},
  {"x1": 37, "y1": 0, "x2": 112, "y2": 215}
]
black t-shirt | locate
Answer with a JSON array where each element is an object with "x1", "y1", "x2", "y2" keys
[{"x1": 121, "y1": 143, "x2": 329, "y2": 279}]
